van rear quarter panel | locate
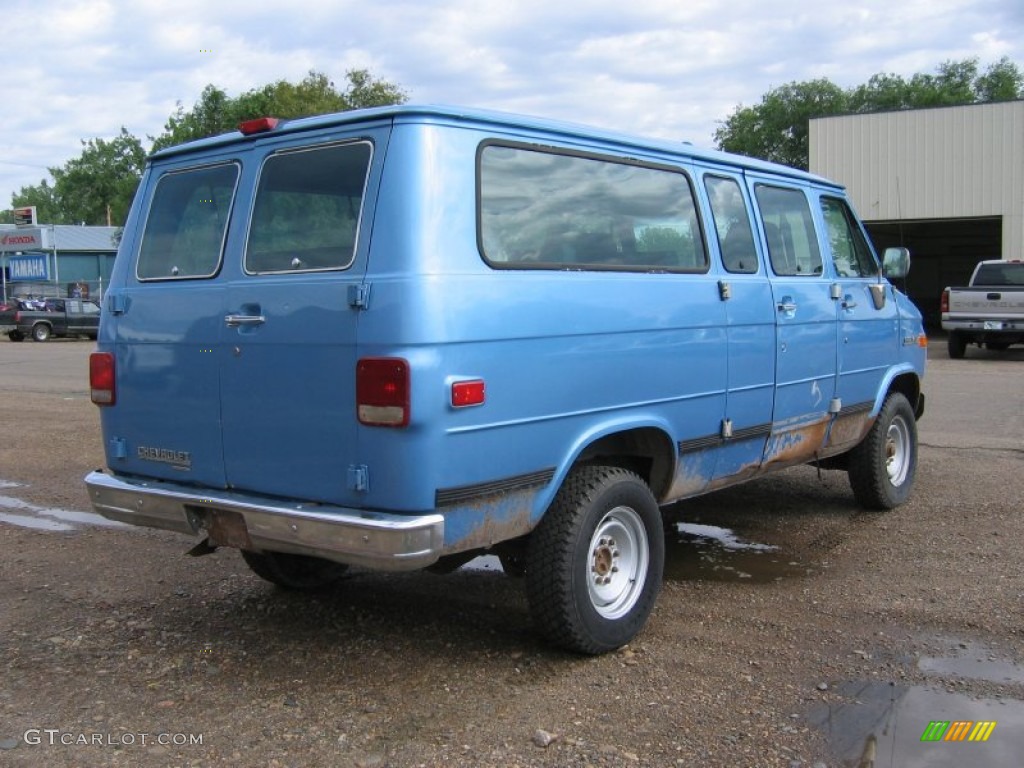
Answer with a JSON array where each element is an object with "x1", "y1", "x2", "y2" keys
[{"x1": 358, "y1": 121, "x2": 727, "y2": 528}]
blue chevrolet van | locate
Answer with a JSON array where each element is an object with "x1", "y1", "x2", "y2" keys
[{"x1": 86, "y1": 105, "x2": 926, "y2": 653}]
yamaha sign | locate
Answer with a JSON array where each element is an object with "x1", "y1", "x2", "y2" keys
[{"x1": 8, "y1": 254, "x2": 49, "y2": 281}]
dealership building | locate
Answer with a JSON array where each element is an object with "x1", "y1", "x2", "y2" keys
[
  {"x1": 0, "y1": 224, "x2": 118, "y2": 303},
  {"x1": 811, "y1": 99, "x2": 1024, "y2": 326}
]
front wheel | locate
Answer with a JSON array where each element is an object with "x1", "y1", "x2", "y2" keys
[
  {"x1": 31, "y1": 323, "x2": 51, "y2": 342},
  {"x1": 526, "y1": 466, "x2": 664, "y2": 655},
  {"x1": 847, "y1": 392, "x2": 918, "y2": 510},
  {"x1": 240, "y1": 550, "x2": 349, "y2": 590}
]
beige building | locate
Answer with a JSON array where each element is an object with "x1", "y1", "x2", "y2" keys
[{"x1": 810, "y1": 100, "x2": 1024, "y2": 325}]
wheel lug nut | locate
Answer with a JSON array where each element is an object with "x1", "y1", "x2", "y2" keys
[{"x1": 611, "y1": 566, "x2": 619, "y2": 573}]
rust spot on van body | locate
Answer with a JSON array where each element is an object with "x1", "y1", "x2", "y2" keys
[
  {"x1": 825, "y1": 413, "x2": 873, "y2": 451},
  {"x1": 443, "y1": 490, "x2": 538, "y2": 553},
  {"x1": 763, "y1": 419, "x2": 830, "y2": 468}
]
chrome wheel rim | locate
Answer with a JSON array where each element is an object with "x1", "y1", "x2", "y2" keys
[
  {"x1": 586, "y1": 506, "x2": 649, "y2": 620},
  {"x1": 885, "y1": 415, "x2": 911, "y2": 487}
]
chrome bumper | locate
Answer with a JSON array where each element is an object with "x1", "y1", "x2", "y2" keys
[{"x1": 84, "y1": 471, "x2": 444, "y2": 571}]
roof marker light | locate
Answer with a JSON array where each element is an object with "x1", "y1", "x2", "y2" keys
[{"x1": 238, "y1": 117, "x2": 280, "y2": 136}]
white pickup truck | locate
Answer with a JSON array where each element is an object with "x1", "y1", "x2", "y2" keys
[{"x1": 942, "y1": 260, "x2": 1024, "y2": 358}]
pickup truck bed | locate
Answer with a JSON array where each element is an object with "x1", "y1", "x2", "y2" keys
[
  {"x1": 941, "y1": 260, "x2": 1024, "y2": 358},
  {"x1": 1, "y1": 298, "x2": 101, "y2": 342}
]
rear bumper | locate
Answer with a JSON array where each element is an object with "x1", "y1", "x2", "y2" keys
[{"x1": 84, "y1": 471, "x2": 444, "y2": 571}]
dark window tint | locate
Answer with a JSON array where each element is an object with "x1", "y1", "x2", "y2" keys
[
  {"x1": 973, "y1": 262, "x2": 1024, "y2": 285},
  {"x1": 138, "y1": 164, "x2": 239, "y2": 280},
  {"x1": 820, "y1": 197, "x2": 877, "y2": 277},
  {"x1": 705, "y1": 175, "x2": 758, "y2": 274},
  {"x1": 754, "y1": 185, "x2": 822, "y2": 277},
  {"x1": 480, "y1": 145, "x2": 707, "y2": 271},
  {"x1": 246, "y1": 142, "x2": 372, "y2": 274}
]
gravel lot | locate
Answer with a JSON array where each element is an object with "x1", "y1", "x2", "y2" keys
[{"x1": 1, "y1": 340, "x2": 1021, "y2": 767}]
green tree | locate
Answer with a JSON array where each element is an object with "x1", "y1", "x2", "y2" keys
[
  {"x1": 152, "y1": 69, "x2": 407, "y2": 151},
  {"x1": 11, "y1": 129, "x2": 145, "y2": 226},
  {"x1": 715, "y1": 58, "x2": 1024, "y2": 169},
  {"x1": 10, "y1": 69, "x2": 407, "y2": 223}
]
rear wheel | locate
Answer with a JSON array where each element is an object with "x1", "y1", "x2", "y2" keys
[
  {"x1": 240, "y1": 550, "x2": 349, "y2": 590},
  {"x1": 526, "y1": 465, "x2": 664, "y2": 655},
  {"x1": 847, "y1": 392, "x2": 918, "y2": 510},
  {"x1": 947, "y1": 332, "x2": 966, "y2": 359},
  {"x1": 31, "y1": 323, "x2": 51, "y2": 342},
  {"x1": 7, "y1": 330, "x2": 24, "y2": 342}
]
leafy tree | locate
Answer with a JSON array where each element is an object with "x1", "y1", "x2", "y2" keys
[
  {"x1": 10, "y1": 69, "x2": 406, "y2": 224},
  {"x1": 10, "y1": 129, "x2": 144, "y2": 226},
  {"x1": 152, "y1": 69, "x2": 407, "y2": 151},
  {"x1": 715, "y1": 57, "x2": 1024, "y2": 169}
]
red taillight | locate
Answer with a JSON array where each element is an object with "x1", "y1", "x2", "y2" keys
[
  {"x1": 940, "y1": 289, "x2": 949, "y2": 314},
  {"x1": 357, "y1": 358, "x2": 409, "y2": 427},
  {"x1": 90, "y1": 352, "x2": 116, "y2": 406},
  {"x1": 238, "y1": 117, "x2": 279, "y2": 135},
  {"x1": 451, "y1": 379, "x2": 485, "y2": 408}
]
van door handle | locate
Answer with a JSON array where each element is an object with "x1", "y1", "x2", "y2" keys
[
  {"x1": 842, "y1": 295, "x2": 858, "y2": 310},
  {"x1": 224, "y1": 314, "x2": 266, "y2": 327},
  {"x1": 776, "y1": 299, "x2": 797, "y2": 313}
]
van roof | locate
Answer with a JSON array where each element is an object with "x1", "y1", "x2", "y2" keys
[{"x1": 150, "y1": 103, "x2": 838, "y2": 188}]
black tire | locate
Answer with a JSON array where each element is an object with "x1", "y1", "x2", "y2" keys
[
  {"x1": 847, "y1": 392, "x2": 918, "y2": 510},
  {"x1": 947, "y1": 332, "x2": 966, "y2": 359},
  {"x1": 240, "y1": 550, "x2": 349, "y2": 590},
  {"x1": 526, "y1": 466, "x2": 664, "y2": 655},
  {"x1": 8, "y1": 330, "x2": 24, "y2": 342},
  {"x1": 31, "y1": 323, "x2": 51, "y2": 342}
]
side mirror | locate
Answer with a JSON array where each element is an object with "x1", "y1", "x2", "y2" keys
[{"x1": 882, "y1": 247, "x2": 911, "y2": 280}]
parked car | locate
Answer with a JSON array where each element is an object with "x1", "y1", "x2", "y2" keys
[
  {"x1": 85, "y1": 105, "x2": 926, "y2": 654},
  {"x1": 941, "y1": 259, "x2": 1024, "y2": 358},
  {"x1": 1, "y1": 297, "x2": 101, "y2": 341}
]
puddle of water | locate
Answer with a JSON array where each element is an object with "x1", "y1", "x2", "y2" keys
[
  {"x1": 810, "y1": 680, "x2": 1024, "y2": 767},
  {"x1": 0, "y1": 480, "x2": 23, "y2": 490},
  {"x1": 460, "y1": 554, "x2": 505, "y2": 573},
  {"x1": 664, "y1": 522, "x2": 805, "y2": 583},
  {"x1": 919, "y1": 643, "x2": 1024, "y2": 686},
  {"x1": 0, "y1": 512, "x2": 76, "y2": 531},
  {"x1": 0, "y1": 492, "x2": 128, "y2": 531}
]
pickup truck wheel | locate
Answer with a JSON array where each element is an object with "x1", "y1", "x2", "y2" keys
[
  {"x1": 31, "y1": 323, "x2": 51, "y2": 342},
  {"x1": 526, "y1": 466, "x2": 664, "y2": 655},
  {"x1": 947, "y1": 332, "x2": 966, "y2": 359},
  {"x1": 847, "y1": 392, "x2": 918, "y2": 510},
  {"x1": 7, "y1": 330, "x2": 24, "y2": 342},
  {"x1": 240, "y1": 550, "x2": 348, "y2": 590}
]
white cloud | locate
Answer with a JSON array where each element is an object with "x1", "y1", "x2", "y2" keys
[{"x1": 1, "y1": 0, "x2": 1022, "y2": 205}]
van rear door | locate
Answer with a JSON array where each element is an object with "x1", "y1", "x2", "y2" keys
[
  {"x1": 219, "y1": 131, "x2": 387, "y2": 506},
  {"x1": 102, "y1": 160, "x2": 241, "y2": 489}
]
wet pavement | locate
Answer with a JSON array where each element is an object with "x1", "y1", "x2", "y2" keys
[{"x1": 809, "y1": 644, "x2": 1024, "y2": 767}]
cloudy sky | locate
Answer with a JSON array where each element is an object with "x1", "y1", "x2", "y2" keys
[{"x1": 1, "y1": 0, "x2": 1021, "y2": 208}]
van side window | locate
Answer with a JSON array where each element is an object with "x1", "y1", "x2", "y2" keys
[
  {"x1": 704, "y1": 176, "x2": 758, "y2": 274},
  {"x1": 754, "y1": 185, "x2": 822, "y2": 277},
  {"x1": 479, "y1": 144, "x2": 707, "y2": 272},
  {"x1": 137, "y1": 163, "x2": 239, "y2": 280},
  {"x1": 820, "y1": 197, "x2": 878, "y2": 277},
  {"x1": 245, "y1": 142, "x2": 372, "y2": 274}
]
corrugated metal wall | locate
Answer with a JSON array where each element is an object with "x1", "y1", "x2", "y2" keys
[{"x1": 810, "y1": 101, "x2": 1024, "y2": 258}]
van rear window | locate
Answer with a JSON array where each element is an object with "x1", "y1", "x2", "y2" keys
[
  {"x1": 479, "y1": 144, "x2": 707, "y2": 272},
  {"x1": 245, "y1": 142, "x2": 372, "y2": 274},
  {"x1": 137, "y1": 163, "x2": 239, "y2": 280}
]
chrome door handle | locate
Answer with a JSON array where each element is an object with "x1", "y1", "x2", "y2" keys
[
  {"x1": 777, "y1": 301, "x2": 797, "y2": 313},
  {"x1": 224, "y1": 314, "x2": 266, "y2": 327}
]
